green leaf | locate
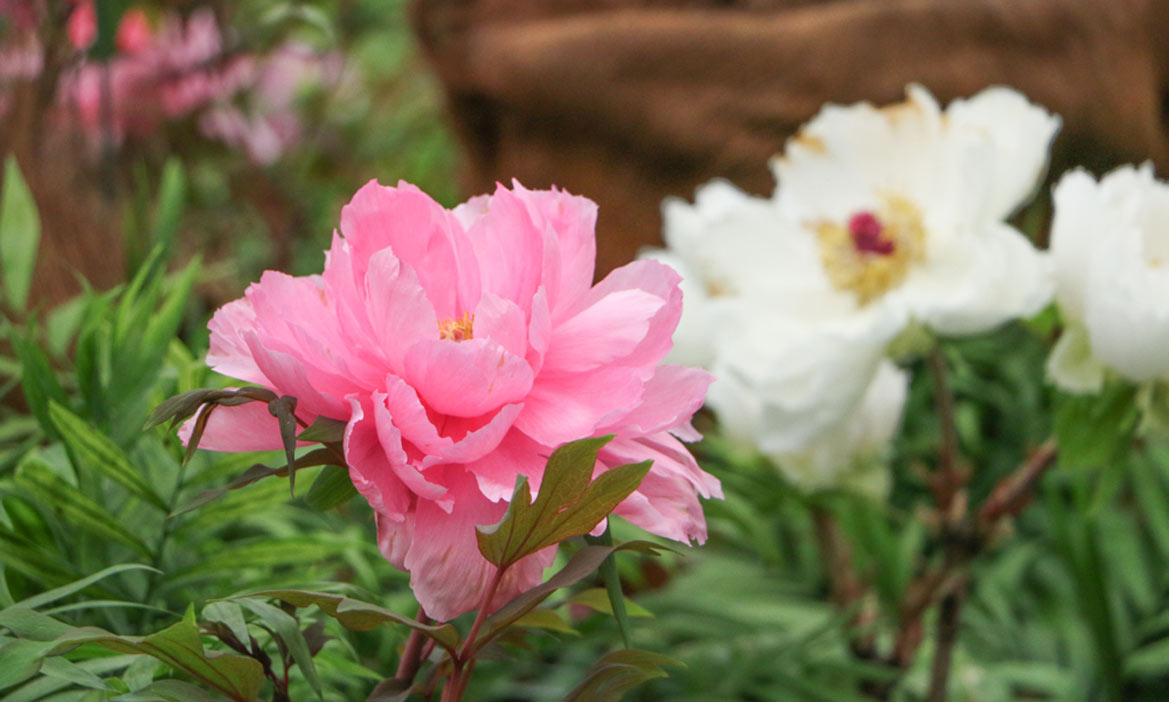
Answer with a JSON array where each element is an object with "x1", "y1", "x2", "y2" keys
[
  {"x1": 233, "y1": 598, "x2": 323, "y2": 701},
  {"x1": 296, "y1": 416, "x2": 347, "y2": 444},
  {"x1": 476, "y1": 436, "x2": 652, "y2": 567},
  {"x1": 0, "y1": 156, "x2": 40, "y2": 310},
  {"x1": 171, "y1": 448, "x2": 341, "y2": 517},
  {"x1": 38, "y1": 656, "x2": 110, "y2": 691},
  {"x1": 567, "y1": 589, "x2": 652, "y2": 618},
  {"x1": 1053, "y1": 383, "x2": 1138, "y2": 469},
  {"x1": 587, "y1": 527, "x2": 633, "y2": 647},
  {"x1": 481, "y1": 541, "x2": 671, "y2": 649},
  {"x1": 200, "y1": 602, "x2": 250, "y2": 650},
  {"x1": 0, "y1": 607, "x2": 76, "y2": 640},
  {"x1": 235, "y1": 589, "x2": 460, "y2": 653},
  {"x1": 167, "y1": 540, "x2": 339, "y2": 584},
  {"x1": 49, "y1": 402, "x2": 168, "y2": 511},
  {"x1": 9, "y1": 331, "x2": 67, "y2": 439},
  {"x1": 304, "y1": 465, "x2": 358, "y2": 511},
  {"x1": 511, "y1": 609, "x2": 578, "y2": 635},
  {"x1": 267, "y1": 395, "x2": 299, "y2": 495},
  {"x1": 6, "y1": 563, "x2": 158, "y2": 612},
  {"x1": 14, "y1": 458, "x2": 151, "y2": 557},
  {"x1": 564, "y1": 649, "x2": 681, "y2": 702},
  {"x1": 151, "y1": 159, "x2": 185, "y2": 256},
  {"x1": 42, "y1": 619, "x2": 263, "y2": 702},
  {"x1": 112, "y1": 679, "x2": 232, "y2": 702},
  {"x1": 0, "y1": 524, "x2": 78, "y2": 586}
]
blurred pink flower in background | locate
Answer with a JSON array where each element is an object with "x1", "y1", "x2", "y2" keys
[
  {"x1": 183, "y1": 181, "x2": 721, "y2": 621},
  {"x1": 60, "y1": 5, "x2": 254, "y2": 141},
  {"x1": 199, "y1": 42, "x2": 344, "y2": 164}
]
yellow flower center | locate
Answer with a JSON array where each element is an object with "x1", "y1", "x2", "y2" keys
[
  {"x1": 438, "y1": 312, "x2": 474, "y2": 342},
  {"x1": 814, "y1": 195, "x2": 926, "y2": 304}
]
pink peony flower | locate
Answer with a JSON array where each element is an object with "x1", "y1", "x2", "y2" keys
[{"x1": 186, "y1": 181, "x2": 722, "y2": 621}]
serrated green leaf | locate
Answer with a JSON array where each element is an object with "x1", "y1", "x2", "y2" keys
[
  {"x1": 564, "y1": 648, "x2": 680, "y2": 702},
  {"x1": 236, "y1": 589, "x2": 460, "y2": 653},
  {"x1": 0, "y1": 156, "x2": 40, "y2": 310},
  {"x1": 234, "y1": 599, "x2": 322, "y2": 700},
  {"x1": 49, "y1": 402, "x2": 167, "y2": 511},
  {"x1": 14, "y1": 458, "x2": 151, "y2": 557},
  {"x1": 304, "y1": 465, "x2": 358, "y2": 511},
  {"x1": 476, "y1": 436, "x2": 651, "y2": 567}
]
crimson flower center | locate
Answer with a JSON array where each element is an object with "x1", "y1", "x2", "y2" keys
[{"x1": 848, "y1": 211, "x2": 896, "y2": 256}]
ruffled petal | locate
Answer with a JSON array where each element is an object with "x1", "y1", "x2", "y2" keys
[{"x1": 402, "y1": 338, "x2": 534, "y2": 418}]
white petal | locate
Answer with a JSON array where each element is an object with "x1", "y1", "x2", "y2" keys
[
  {"x1": 944, "y1": 86, "x2": 1061, "y2": 222},
  {"x1": 770, "y1": 85, "x2": 944, "y2": 223},
  {"x1": 1046, "y1": 325, "x2": 1106, "y2": 393},
  {"x1": 770, "y1": 360, "x2": 909, "y2": 499},
  {"x1": 899, "y1": 222, "x2": 1053, "y2": 336}
]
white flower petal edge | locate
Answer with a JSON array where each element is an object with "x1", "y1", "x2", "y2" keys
[
  {"x1": 1049, "y1": 165, "x2": 1169, "y2": 390},
  {"x1": 770, "y1": 360, "x2": 910, "y2": 500},
  {"x1": 1050, "y1": 165, "x2": 1169, "y2": 388}
]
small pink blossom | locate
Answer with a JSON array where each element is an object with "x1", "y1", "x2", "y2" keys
[
  {"x1": 60, "y1": 7, "x2": 253, "y2": 140},
  {"x1": 186, "y1": 181, "x2": 721, "y2": 621}
]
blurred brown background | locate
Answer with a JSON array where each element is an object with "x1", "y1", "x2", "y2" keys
[{"x1": 412, "y1": 0, "x2": 1168, "y2": 277}]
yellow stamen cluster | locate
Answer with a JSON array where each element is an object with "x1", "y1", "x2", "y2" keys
[
  {"x1": 814, "y1": 195, "x2": 926, "y2": 304},
  {"x1": 438, "y1": 312, "x2": 475, "y2": 342}
]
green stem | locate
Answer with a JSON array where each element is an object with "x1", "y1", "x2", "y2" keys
[{"x1": 587, "y1": 526, "x2": 631, "y2": 648}]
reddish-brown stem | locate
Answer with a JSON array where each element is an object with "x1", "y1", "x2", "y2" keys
[
  {"x1": 395, "y1": 607, "x2": 431, "y2": 684},
  {"x1": 927, "y1": 579, "x2": 967, "y2": 702},
  {"x1": 811, "y1": 507, "x2": 877, "y2": 658},
  {"x1": 927, "y1": 346, "x2": 962, "y2": 506},
  {"x1": 442, "y1": 564, "x2": 508, "y2": 702},
  {"x1": 978, "y1": 440, "x2": 1058, "y2": 526}
]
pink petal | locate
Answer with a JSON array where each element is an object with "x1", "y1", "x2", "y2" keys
[
  {"x1": 343, "y1": 398, "x2": 411, "y2": 519},
  {"x1": 364, "y1": 248, "x2": 439, "y2": 373},
  {"x1": 514, "y1": 184, "x2": 599, "y2": 322},
  {"x1": 177, "y1": 399, "x2": 306, "y2": 452},
  {"x1": 402, "y1": 338, "x2": 533, "y2": 418},
  {"x1": 570, "y1": 259, "x2": 683, "y2": 370},
  {"x1": 372, "y1": 393, "x2": 448, "y2": 502},
  {"x1": 403, "y1": 468, "x2": 556, "y2": 622},
  {"x1": 463, "y1": 184, "x2": 544, "y2": 314},
  {"x1": 604, "y1": 433, "x2": 721, "y2": 544},
  {"x1": 244, "y1": 332, "x2": 350, "y2": 419},
  {"x1": 206, "y1": 297, "x2": 267, "y2": 385},
  {"x1": 462, "y1": 429, "x2": 549, "y2": 502},
  {"x1": 473, "y1": 293, "x2": 528, "y2": 360},
  {"x1": 600, "y1": 365, "x2": 713, "y2": 438},
  {"x1": 543, "y1": 289, "x2": 665, "y2": 374},
  {"x1": 339, "y1": 180, "x2": 479, "y2": 319},
  {"x1": 514, "y1": 366, "x2": 645, "y2": 446}
]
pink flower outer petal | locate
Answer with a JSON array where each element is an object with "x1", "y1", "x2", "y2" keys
[{"x1": 399, "y1": 468, "x2": 558, "y2": 622}]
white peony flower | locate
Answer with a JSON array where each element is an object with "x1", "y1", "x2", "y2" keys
[
  {"x1": 650, "y1": 180, "x2": 906, "y2": 454},
  {"x1": 769, "y1": 84, "x2": 1059, "y2": 336},
  {"x1": 647, "y1": 84, "x2": 1061, "y2": 495},
  {"x1": 1047, "y1": 164, "x2": 1169, "y2": 392}
]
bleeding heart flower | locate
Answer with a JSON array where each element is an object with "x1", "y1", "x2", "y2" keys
[{"x1": 185, "y1": 180, "x2": 721, "y2": 621}]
